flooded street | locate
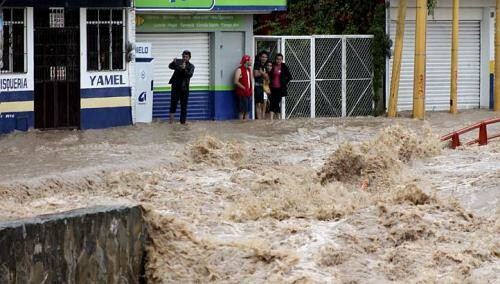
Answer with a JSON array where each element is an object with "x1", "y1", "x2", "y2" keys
[{"x1": 0, "y1": 110, "x2": 499, "y2": 283}]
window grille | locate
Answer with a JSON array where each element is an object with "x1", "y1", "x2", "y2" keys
[
  {"x1": 1, "y1": 8, "x2": 27, "y2": 74},
  {"x1": 86, "y1": 9, "x2": 126, "y2": 71}
]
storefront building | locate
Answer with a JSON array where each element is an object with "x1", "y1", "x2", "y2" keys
[
  {"x1": 0, "y1": 0, "x2": 135, "y2": 133},
  {"x1": 135, "y1": 0, "x2": 286, "y2": 120},
  {"x1": 387, "y1": 0, "x2": 496, "y2": 111}
]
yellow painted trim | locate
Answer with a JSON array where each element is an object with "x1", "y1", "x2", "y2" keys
[
  {"x1": 81, "y1": 97, "x2": 131, "y2": 109},
  {"x1": 490, "y1": 60, "x2": 495, "y2": 73},
  {"x1": 495, "y1": 0, "x2": 500, "y2": 111},
  {"x1": 0, "y1": 101, "x2": 34, "y2": 112},
  {"x1": 388, "y1": 0, "x2": 407, "y2": 118},
  {"x1": 412, "y1": 0, "x2": 427, "y2": 120}
]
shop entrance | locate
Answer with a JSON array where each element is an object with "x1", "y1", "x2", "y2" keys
[{"x1": 34, "y1": 8, "x2": 80, "y2": 129}]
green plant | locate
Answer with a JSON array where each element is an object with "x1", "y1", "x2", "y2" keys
[
  {"x1": 427, "y1": 0, "x2": 438, "y2": 16},
  {"x1": 254, "y1": 0, "x2": 438, "y2": 116}
]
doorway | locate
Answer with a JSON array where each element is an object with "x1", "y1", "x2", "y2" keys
[{"x1": 34, "y1": 8, "x2": 80, "y2": 129}]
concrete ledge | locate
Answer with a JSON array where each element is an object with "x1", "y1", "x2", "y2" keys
[{"x1": 0, "y1": 205, "x2": 147, "y2": 284}]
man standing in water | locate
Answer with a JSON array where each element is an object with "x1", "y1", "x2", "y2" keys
[
  {"x1": 234, "y1": 55, "x2": 253, "y2": 120},
  {"x1": 168, "y1": 50, "x2": 195, "y2": 124}
]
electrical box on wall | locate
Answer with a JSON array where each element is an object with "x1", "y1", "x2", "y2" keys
[{"x1": 134, "y1": 42, "x2": 154, "y2": 123}]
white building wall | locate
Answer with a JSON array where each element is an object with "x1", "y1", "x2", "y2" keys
[
  {"x1": 482, "y1": 8, "x2": 494, "y2": 108},
  {"x1": 79, "y1": 8, "x2": 132, "y2": 90},
  {"x1": 0, "y1": 7, "x2": 34, "y2": 93},
  {"x1": 128, "y1": 7, "x2": 137, "y2": 123}
]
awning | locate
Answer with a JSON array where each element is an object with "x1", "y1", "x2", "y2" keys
[{"x1": 2, "y1": 0, "x2": 132, "y2": 8}]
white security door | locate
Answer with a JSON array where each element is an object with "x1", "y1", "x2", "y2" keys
[
  {"x1": 136, "y1": 33, "x2": 211, "y2": 120},
  {"x1": 389, "y1": 20, "x2": 480, "y2": 111}
]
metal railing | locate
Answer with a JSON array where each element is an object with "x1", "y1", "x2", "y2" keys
[{"x1": 440, "y1": 117, "x2": 500, "y2": 148}]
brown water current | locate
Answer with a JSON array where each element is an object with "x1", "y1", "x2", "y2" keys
[{"x1": 0, "y1": 110, "x2": 498, "y2": 283}]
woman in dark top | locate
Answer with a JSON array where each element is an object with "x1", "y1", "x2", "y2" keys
[
  {"x1": 269, "y1": 53, "x2": 292, "y2": 120},
  {"x1": 253, "y1": 51, "x2": 269, "y2": 119}
]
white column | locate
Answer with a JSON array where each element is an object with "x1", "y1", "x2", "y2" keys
[
  {"x1": 79, "y1": 8, "x2": 87, "y2": 90},
  {"x1": 310, "y1": 37, "x2": 316, "y2": 118},
  {"x1": 27, "y1": 7, "x2": 34, "y2": 91},
  {"x1": 128, "y1": 8, "x2": 137, "y2": 123},
  {"x1": 281, "y1": 36, "x2": 286, "y2": 119},
  {"x1": 341, "y1": 37, "x2": 347, "y2": 117}
]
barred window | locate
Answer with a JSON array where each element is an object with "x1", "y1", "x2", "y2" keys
[
  {"x1": 1, "y1": 8, "x2": 27, "y2": 74},
  {"x1": 87, "y1": 9, "x2": 125, "y2": 71}
]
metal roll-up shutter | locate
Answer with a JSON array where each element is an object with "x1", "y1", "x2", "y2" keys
[
  {"x1": 136, "y1": 33, "x2": 211, "y2": 120},
  {"x1": 389, "y1": 20, "x2": 480, "y2": 111}
]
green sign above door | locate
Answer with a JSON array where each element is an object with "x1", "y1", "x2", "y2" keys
[
  {"x1": 136, "y1": 0, "x2": 215, "y2": 9},
  {"x1": 136, "y1": 14, "x2": 243, "y2": 32},
  {"x1": 135, "y1": 0, "x2": 287, "y2": 10}
]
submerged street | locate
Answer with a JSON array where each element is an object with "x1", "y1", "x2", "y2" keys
[{"x1": 0, "y1": 111, "x2": 499, "y2": 282}]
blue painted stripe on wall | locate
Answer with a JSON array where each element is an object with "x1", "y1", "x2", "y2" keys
[
  {"x1": 4, "y1": 0, "x2": 131, "y2": 7},
  {"x1": 80, "y1": 107, "x2": 132, "y2": 129},
  {"x1": 152, "y1": 90, "x2": 246, "y2": 121},
  {"x1": 213, "y1": 90, "x2": 239, "y2": 120},
  {"x1": 0, "y1": 91, "x2": 34, "y2": 102},
  {"x1": 490, "y1": 74, "x2": 494, "y2": 110},
  {"x1": 212, "y1": 5, "x2": 286, "y2": 11},
  {"x1": 0, "y1": 111, "x2": 34, "y2": 134},
  {"x1": 153, "y1": 91, "x2": 212, "y2": 120},
  {"x1": 81, "y1": 87, "x2": 131, "y2": 99},
  {"x1": 136, "y1": 58, "x2": 154, "y2": 63}
]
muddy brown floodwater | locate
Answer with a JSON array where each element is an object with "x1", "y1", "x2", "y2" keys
[{"x1": 0, "y1": 110, "x2": 499, "y2": 283}]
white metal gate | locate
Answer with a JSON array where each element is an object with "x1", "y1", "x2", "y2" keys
[{"x1": 254, "y1": 35, "x2": 374, "y2": 118}]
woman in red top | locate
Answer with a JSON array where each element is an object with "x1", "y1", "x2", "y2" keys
[
  {"x1": 269, "y1": 53, "x2": 292, "y2": 120},
  {"x1": 234, "y1": 55, "x2": 253, "y2": 120}
]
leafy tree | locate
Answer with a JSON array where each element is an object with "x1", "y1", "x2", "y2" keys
[
  {"x1": 254, "y1": 0, "x2": 437, "y2": 116},
  {"x1": 255, "y1": 0, "x2": 387, "y2": 115}
]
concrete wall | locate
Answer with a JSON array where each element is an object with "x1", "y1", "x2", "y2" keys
[
  {"x1": 0, "y1": 205, "x2": 147, "y2": 284},
  {"x1": 390, "y1": 0, "x2": 496, "y2": 8},
  {"x1": 210, "y1": 15, "x2": 255, "y2": 119}
]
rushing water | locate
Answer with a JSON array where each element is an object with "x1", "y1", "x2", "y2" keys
[{"x1": 0, "y1": 110, "x2": 498, "y2": 283}]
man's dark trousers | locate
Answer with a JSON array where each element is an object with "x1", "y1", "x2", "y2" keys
[{"x1": 170, "y1": 87, "x2": 189, "y2": 124}]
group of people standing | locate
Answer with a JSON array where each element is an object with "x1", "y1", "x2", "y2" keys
[
  {"x1": 167, "y1": 49, "x2": 292, "y2": 124},
  {"x1": 234, "y1": 51, "x2": 292, "y2": 120}
]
